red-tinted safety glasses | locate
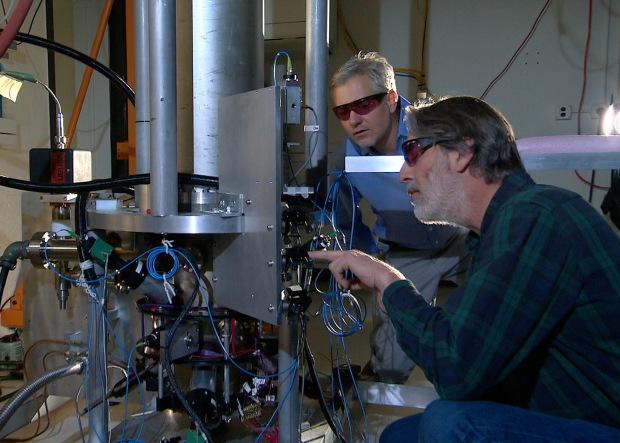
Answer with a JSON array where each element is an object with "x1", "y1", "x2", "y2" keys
[
  {"x1": 402, "y1": 137, "x2": 457, "y2": 166},
  {"x1": 332, "y1": 92, "x2": 388, "y2": 121}
]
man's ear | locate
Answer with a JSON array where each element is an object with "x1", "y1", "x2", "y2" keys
[
  {"x1": 449, "y1": 137, "x2": 475, "y2": 173},
  {"x1": 387, "y1": 90, "x2": 399, "y2": 113}
]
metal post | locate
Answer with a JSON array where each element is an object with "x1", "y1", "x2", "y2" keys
[
  {"x1": 278, "y1": 310, "x2": 299, "y2": 442},
  {"x1": 305, "y1": 0, "x2": 328, "y2": 172},
  {"x1": 87, "y1": 287, "x2": 108, "y2": 443},
  {"x1": 149, "y1": 0, "x2": 177, "y2": 216},
  {"x1": 134, "y1": 0, "x2": 150, "y2": 212},
  {"x1": 191, "y1": 0, "x2": 263, "y2": 178},
  {"x1": 223, "y1": 318, "x2": 231, "y2": 405}
]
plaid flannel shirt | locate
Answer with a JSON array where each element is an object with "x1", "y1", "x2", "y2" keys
[{"x1": 384, "y1": 169, "x2": 620, "y2": 427}]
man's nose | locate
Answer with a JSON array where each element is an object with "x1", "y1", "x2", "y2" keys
[
  {"x1": 399, "y1": 161, "x2": 412, "y2": 182},
  {"x1": 348, "y1": 110, "x2": 363, "y2": 125}
]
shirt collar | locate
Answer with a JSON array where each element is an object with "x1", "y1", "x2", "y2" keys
[{"x1": 480, "y1": 168, "x2": 534, "y2": 235}]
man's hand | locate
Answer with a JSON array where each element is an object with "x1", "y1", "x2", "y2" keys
[{"x1": 308, "y1": 249, "x2": 406, "y2": 310}]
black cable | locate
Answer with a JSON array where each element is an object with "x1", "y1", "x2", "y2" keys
[
  {"x1": 0, "y1": 172, "x2": 218, "y2": 194},
  {"x1": 75, "y1": 192, "x2": 98, "y2": 284},
  {"x1": 24, "y1": 0, "x2": 43, "y2": 35},
  {"x1": 0, "y1": 266, "x2": 9, "y2": 316},
  {"x1": 8, "y1": 30, "x2": 135, "y2": 104},
  {"x1": 302, "y1": 320, "x2": 347, "y2": 443}
]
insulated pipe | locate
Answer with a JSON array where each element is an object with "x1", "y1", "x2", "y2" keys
[
  {"x1": 134, "y1": 0, "x2": 150, "y2": 212},
  {"x1": 191, "y1": 0, "x2": 263, "y2": 178},
  {"x1": 305, "y1": 0, "x2": 328, "y2": 170},
  {"x1": 149, "y1": 0, "x2": 177, "y2": 215},
  {"x1": 0, "y1": 361, "x2": 84, "y2": 431}
]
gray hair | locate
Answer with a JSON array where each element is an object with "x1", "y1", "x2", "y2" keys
[
  {"x1": 330, "y1": 51, "x2": 396, "y2": 93},
  {"x1": 405, "y1": 96, "x2": 523, "y2": 183}
]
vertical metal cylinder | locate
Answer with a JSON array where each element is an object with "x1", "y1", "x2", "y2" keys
[
  {"x1": 278, "y1": 314, "x2": 299, "y2": 442},
  {"x1": 87, "y1": 289, "x2": 108, "y2": 443},
  {"x1": 191, "y1": 0, "x2": 263, "y2": 177},
  {"x1": 222, "y1": 318, "x2": 231, "y2": 404},
  {"x1": 149, "y1": 0, "x2": 177, "y2": 215},
  {"x1": 305, "y1": 0, "x2": 328, "y2": 169},
  {"x1": 134, "y1": 0, "x2": 150, "y2": 212}
]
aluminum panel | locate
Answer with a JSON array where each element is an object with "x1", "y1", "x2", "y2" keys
[{"x1": 214, "y1": 87, "x2": 283, "y2": 325}]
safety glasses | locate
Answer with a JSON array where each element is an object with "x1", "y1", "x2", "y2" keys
[
  {"x1": 332, "y1": 92, "x2": 388, "y2": 121},
  {"x1": 402, "y1": 137, "x2": 457, "y2": 166}
]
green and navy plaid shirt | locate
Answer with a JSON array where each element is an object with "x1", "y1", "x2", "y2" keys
[{"x1": 383, "y1": 169, "x2": 620, "y2": 428}]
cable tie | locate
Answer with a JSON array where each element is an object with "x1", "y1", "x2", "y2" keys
[
  {"x1": 79, "y1": 260, "x2": 94, "y2": 270},
  {"x1": 162, "y1": 279, "x2": 174, "y2": 304},
  {"x1": 161, "y1": 238, "x2": 174, "y2": 254},
  {"x1": 198, "y1": 279, "x2": 210, "y2": 306}
]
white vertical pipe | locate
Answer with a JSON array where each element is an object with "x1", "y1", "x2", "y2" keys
[{"x1": 149, "y1": 0, "x2": 177, "y2": 215}]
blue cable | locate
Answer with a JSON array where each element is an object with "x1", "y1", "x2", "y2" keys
[
  {"x1": 254, "y1": 360, "x2": 299, "y2": 443},
  {"x1": 174, "y1": 248, "x2": 298, "y2": 380},
  {"x1": 146, "y1": 246, "x2": 180, "y2": 281}
]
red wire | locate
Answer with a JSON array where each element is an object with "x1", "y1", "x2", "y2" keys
[
  {"x1": 573, "y1": 1, "x2": 603, "y2": 191},
  {"x1": 480, "y1": 0, "x2": 552, "y2": 100},
  {"x1": 574, "y1": 170, "x2": 609, "y2": 190},
  {"x1": 576, "y1": 0, "x2": 593, "y2": 135}
]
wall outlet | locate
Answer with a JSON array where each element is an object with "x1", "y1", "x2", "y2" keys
[{"x1": 555, "y1": 105, "x2": 572, "y2": 120}]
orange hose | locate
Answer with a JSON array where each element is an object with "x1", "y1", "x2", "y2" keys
[{"x1": 66, "y1": 0, "x2": 116, "y2": 148}]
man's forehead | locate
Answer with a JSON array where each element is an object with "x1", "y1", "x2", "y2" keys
[{"x1": 332, "y1": 75, "x2": 377, "y2": 104}]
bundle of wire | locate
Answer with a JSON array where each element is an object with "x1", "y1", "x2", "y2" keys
[
  {"x1": 311, "y1": 171, "x2": 366, "y2": 336},
  {"x1": 303, "y1": 171, "x2": 369, "y2": 441}
]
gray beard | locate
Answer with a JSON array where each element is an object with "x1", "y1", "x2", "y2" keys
[{"x1": 412, "y1": 160, "x2": 467, "y2": 228}]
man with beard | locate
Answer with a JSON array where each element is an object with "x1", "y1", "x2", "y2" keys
[
  {"x1": 330, "y1": 52, "x2": 470, "y2": 383},
  {"x1": 311, "y1": 96, "x2": 620, "y2": 442}
]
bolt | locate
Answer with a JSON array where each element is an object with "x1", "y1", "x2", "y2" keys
[
  {"x1": 267, "y1": 225, "x2": 274, "y2": 231},
  {"x1": 267, "y1": 260, "x2": 274, "y2": 267},
  {"x1": 213, "y1": 276, "x2": 218, "y2": 283},
  {"x1": 184, "y1": 334, "x2": 193, "y2": 347},
  {"x1": 268, "y1": 304, "x2": 274, "y2": 312},
  {"x1": 246, "y1": 199, "x2": 252, "y2": 205}
]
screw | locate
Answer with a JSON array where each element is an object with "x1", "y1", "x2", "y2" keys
[
  {"x1": 268, "y1": 304, "x2": 274, "y2": 312},
  {"x1": 267, "y1": 225, "x2": 274, "y2": 231},
  {"x1": 213, "y1": 276, "x2": 218, "y2": 283},
  {"x1": 267, "y1": 260, "x2": 274, "y2": 266},
  {"x1": 246, "y1": 199, "x2": 252, "y2": 205}
]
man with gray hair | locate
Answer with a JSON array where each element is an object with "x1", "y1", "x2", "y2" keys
[
  {"x1": 330, "y1": 52, "x2": 470, "y2": 383},
  {"x1": 312, "y1": 96, "x2": 620, "y2": 442}
]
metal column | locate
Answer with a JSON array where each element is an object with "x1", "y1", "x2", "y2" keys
[
  {"x1": 305, "y1": 0, "x2": 329, "y2": 171},
  {"x1": 149, "y1": 0, "x2": 177, "y2": 216},
  {"x1": 87, "y1": 287, "x2": 108, "y2": 443},
  {"x1": 278, "y1": 311, "x2": 300, "y2": 443},
  {"x1": 134, "y1": 0, "x2": 150, "y2": 212},
  {"x1": 191, "y1": 0, "x2": 263, "y2": 178}
]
